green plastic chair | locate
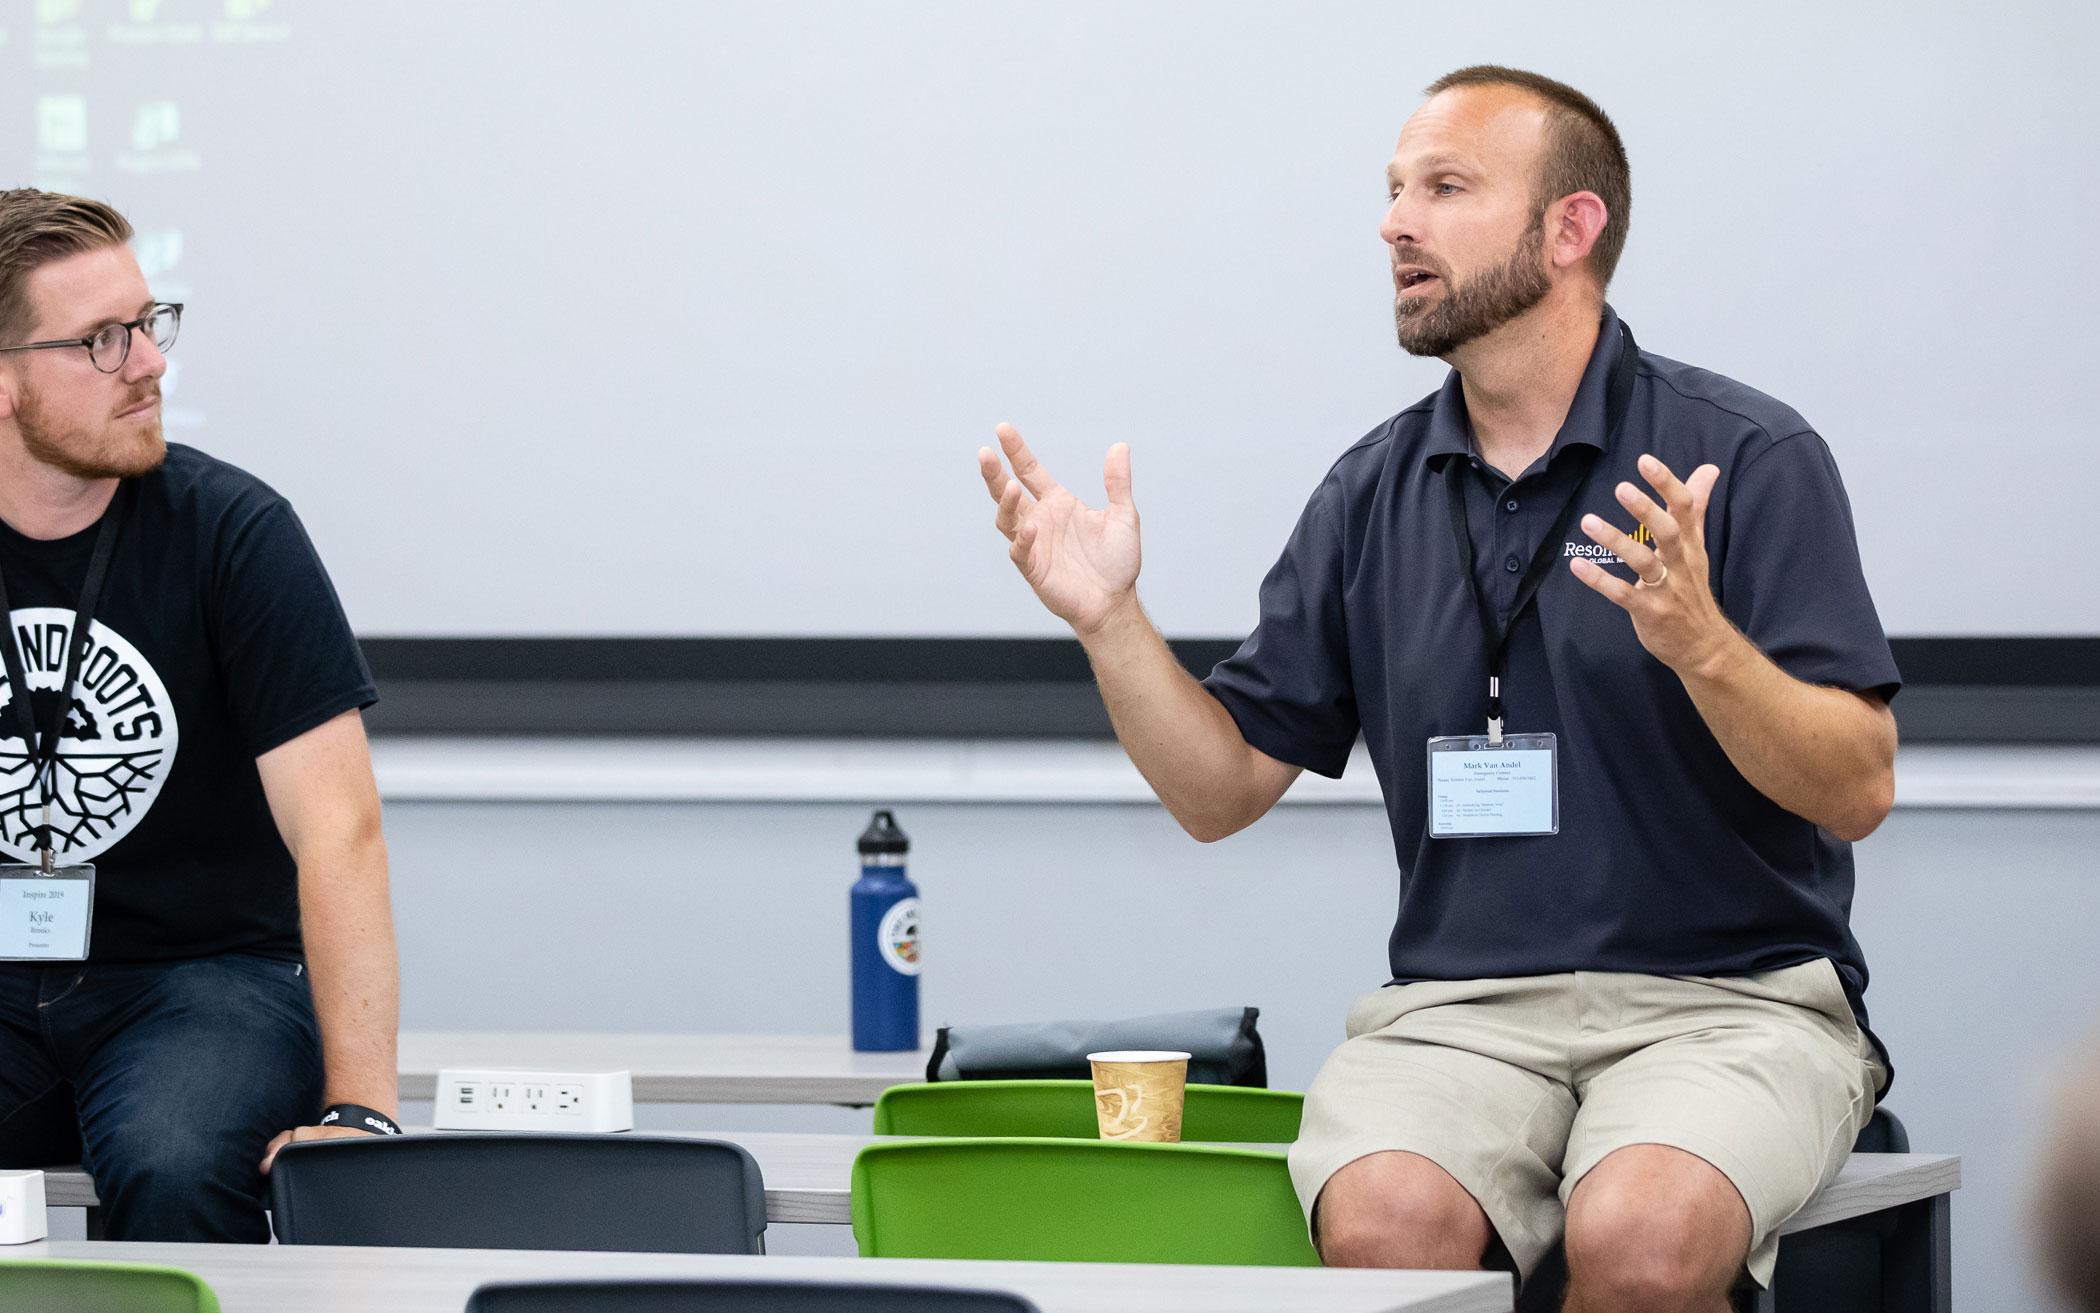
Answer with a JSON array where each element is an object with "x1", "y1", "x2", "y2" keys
[
  {"x1": 0, "y1": 1259, "x2": 221, "y2": 1313},
  {"x1": 850, "y1": 1137, "x2": 1319, "y2": 1267},
  {"x1": 871, "y1": 1080, "x2": 1303, "y2": 1143}
]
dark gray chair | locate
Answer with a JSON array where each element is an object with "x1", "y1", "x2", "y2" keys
[
  {"x1": 465, "y1": 1280, "x2": 1041, "y2": 1312},
  {"x1": 267, "y1": 1134, "x2": 764, "y2": 1254}
]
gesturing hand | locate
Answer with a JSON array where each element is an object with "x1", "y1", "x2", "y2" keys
[
  {"x1": 1568, "y1": 454, "x2": 1732, "y2": 676},
  {"x1": 978, "y1": 422, "x2": 1141, "y2": 636}
]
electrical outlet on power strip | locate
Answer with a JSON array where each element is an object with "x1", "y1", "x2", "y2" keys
[{"x1": 432, "y1": 1069, "x2": 634, "y2": 1132}]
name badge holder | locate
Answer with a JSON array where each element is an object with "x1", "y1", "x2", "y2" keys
[
  {"x1": 1428, "y1": 728, "x2": 1560, "y2": 838},
  {"x1": 0, "y1": 860, "x2": 96, "y2": 961},
  {"x1": 0, "y1": 484, "x2": 128, "y2": 960},
  {"x1": 1428, "y1": 322, "x2": 1636, "y2": 840}
]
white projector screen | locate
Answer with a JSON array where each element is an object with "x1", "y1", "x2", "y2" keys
[{"x1": 5, "y1": 1, "x2": 2096, "y2": 639}]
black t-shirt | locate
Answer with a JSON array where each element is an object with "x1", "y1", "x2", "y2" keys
[
  {"x1": 1203, "y1": 307, "x2": 1899, "y2": 1058},
  {"x1": 0, "y1": 443, "x2": 376, "y2": 963}
]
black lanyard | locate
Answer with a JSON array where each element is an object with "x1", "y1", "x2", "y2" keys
[
  {"x1": 0, "y1": 482, "x2": 130, "y2": 870},
  {"x1": 1443, "y1": 320, "x2": 1639, "y2": 740}
]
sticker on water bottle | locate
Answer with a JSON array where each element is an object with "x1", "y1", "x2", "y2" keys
[{"x1": 878, "y1": 897, "x2": 921, "y2": 976}]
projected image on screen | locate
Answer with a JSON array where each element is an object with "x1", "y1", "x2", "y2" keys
[
  {"x1": 6, "y1": 2, "x2": 290, "y2": 454},
  {"x1": 3, "y1": 4, "x2": 2094, "y2": 640}
]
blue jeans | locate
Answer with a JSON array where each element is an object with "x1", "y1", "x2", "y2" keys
[{"x1": 0, "y1": 953, "x2": 323, "y2": 1242}]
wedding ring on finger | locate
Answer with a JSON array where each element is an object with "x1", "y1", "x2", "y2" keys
[{"x1": 1636, "y1": 563, "x2": 1670, "y2": 588}]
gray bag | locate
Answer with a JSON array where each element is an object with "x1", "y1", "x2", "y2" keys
[{"x1": 925, "y1": 1006, "x2": 1266, "y2": 1088}]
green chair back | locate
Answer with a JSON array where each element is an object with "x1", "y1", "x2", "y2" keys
[
  {"x1": 0, "y1": 1259, "x2": 221, "y2": 1313},
  {"x1": 850, "y1": 1137, "x2": 1319, "y2": 1266},
  {"x1": 871, "y1": 1080, "x2": 1302, "y2": 1143}
]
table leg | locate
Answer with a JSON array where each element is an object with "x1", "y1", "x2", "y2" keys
[{"x1": 1884, "y1": 1192, "x2": 1951, "y2": 1313}]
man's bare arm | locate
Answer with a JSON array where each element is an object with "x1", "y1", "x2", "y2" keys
[
  {"x1": 1077, "y1": 594, "x2": 1301, "y2": 842},
  {"x1": 1672, "y1": 636, "x2": 1895, "y2": 842},
  {"x1": 254, "y1": 708, "x2": 398, "y2": 1171},
  {"x1": 980, "y1": 424, "x2": 1299, "y2": 840}
]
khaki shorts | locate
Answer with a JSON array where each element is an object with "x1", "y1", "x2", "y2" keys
[{"x1": 1287, "y1": 960, "x2": 1887, "y2": 1290}]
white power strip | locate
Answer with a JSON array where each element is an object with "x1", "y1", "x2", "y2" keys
[
  {"x1": 432, "y1": 1068, "x2": 634, "y2": 1132},
  {"x1": 0, "y1": 1170, "x2": 48, "y2": 1244}
]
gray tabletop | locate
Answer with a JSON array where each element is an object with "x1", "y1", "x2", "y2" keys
[
  {"x1": 35, "y1": 1132, "x2": 1959, "y2": 1232},
  {"x1": 397, "y1": 1033, "x2": 931, "y2": 1105},
  {"x1": 0, "y1": 1241, "x2": 1513, "y2": 1313}
]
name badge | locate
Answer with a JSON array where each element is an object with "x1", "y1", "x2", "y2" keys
[
  {"x1": 0, "y1": 864, "x2": 96, "y2": 960},
  {"x1": 1427, "y1": 734, "x2": 1559, "y2": 838}
]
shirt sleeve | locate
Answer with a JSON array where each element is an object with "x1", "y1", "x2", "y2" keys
[
  {"x1": 1716, "y1": 431, "x2": 1902, "y2": 701},
  {"x1": 1201, "y1": 474, "x2": 1360, "y2": 777},
  {"x1": 210, "y1": 497, "x2": 379, "y2": 756}
]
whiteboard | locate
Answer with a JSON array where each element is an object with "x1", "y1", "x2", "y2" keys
[{"x1": 6, "y1": 0, "x2": 2095, "y2": 638}]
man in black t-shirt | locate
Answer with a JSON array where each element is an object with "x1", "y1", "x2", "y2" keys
[{"x1": 0, "y1": 190, "x2": 400, "y2": 1242}]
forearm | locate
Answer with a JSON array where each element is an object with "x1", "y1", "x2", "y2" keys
[
  {"x1": 1078, "y1": 595, "x2": 1292, "y2": 841},
  {"x1": 299, "y1": 834, "x2": 400, "y2": 1115},
  {"x1": 1677, "y1": 627, "x2": 1896, "y2": 841}
]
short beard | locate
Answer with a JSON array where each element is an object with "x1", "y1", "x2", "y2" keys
[
  {"x1": 15, "y1": 381, "x2": 167, "y2": 480},
  {"x1": 1394, "y1": 209, "x2": 1552, "y2": 358}
]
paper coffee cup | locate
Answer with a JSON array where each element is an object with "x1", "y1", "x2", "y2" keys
[{"x1": 1087, "y1": 1049, "x2": 1191, "y2": 1142}]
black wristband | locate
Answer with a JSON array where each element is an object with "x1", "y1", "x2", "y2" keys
[{"x1": 319, "y1": 1103, "x2": 402, "y2": 1137}]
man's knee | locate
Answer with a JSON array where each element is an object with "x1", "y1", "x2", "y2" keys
[
  {"x1": 1314, "y1": 1150, "x2": 1494, "y2": 1269},
  {"x1": 89, "y1": 1121, "x2": 271, "y2": 1243},
  {"x1": 95, "y1": 1121, "x2": 255, "y2": 1202},
  {"x1": 1564, "y1": 1146, "x2": 1748, "y2": 1308}
]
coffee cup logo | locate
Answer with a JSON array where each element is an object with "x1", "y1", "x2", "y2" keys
[{"x1": 1095, "y1": 1086, "x2": 1151, "y2": 1140}]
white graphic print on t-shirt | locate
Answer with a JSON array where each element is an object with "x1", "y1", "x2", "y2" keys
[{"x1": 0, "y1": 607, "x2": 180, "y2": 863}]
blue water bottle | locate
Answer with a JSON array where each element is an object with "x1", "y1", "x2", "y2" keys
[{"x1": 851, "y1": 809, "x2": 920, "y2": 1051}]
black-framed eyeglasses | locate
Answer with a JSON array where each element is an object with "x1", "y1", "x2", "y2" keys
[{"x1": 0, "y1": 303, "x2": 182, "y2": 374}]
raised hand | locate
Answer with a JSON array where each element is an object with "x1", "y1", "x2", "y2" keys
[
  {"x1": 978, "y1": 422, "x2": 1141, "y2": 636},
  {"x1": 1568, "y1": 454, "x2": 1730, "y2": 675}
]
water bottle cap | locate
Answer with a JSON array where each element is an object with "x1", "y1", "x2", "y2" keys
[{"x1": 858, "y1": 808, "x2": 910, "y2": 855}]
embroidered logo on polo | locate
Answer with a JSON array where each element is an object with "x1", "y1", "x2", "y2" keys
[
  {"x1": 1563, "y1": 522, "x2": 1650, "y2": 561},
  {"x1": 0, "y1": 607, "x2": 178, "y2": 863}
]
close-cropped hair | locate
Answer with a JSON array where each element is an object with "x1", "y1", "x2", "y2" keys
[
  {"x1": 1425, "y1": 65, "x2": 1632, "y2": 286},
  {"x1": 0, "y1": 188, "x2": 135, "y2": 344}
]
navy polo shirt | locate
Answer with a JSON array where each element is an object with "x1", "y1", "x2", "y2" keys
[{"x1": 1205, "y1": 305, "x2": 1900, "y2": 1067}]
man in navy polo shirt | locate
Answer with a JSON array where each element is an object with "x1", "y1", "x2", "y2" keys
[{"x1": 978, "y1": 65, "x2": 1895, "y2": 1312}]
